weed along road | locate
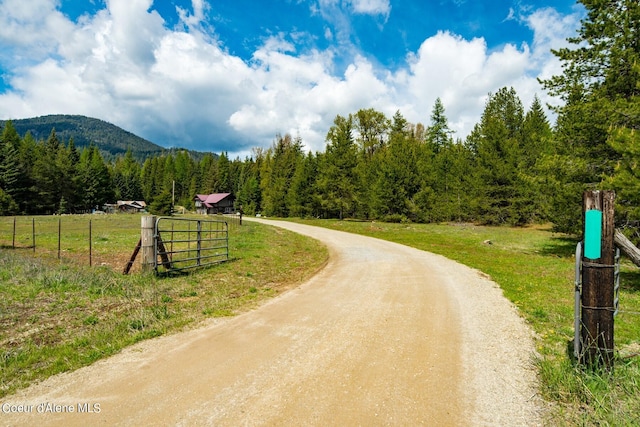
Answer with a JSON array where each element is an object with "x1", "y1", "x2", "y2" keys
[{"x1": 1, "y1": 219, "x2": 541, "y2": 426}]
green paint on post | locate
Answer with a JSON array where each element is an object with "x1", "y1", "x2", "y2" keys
[{"x1": 584, "y1": 209, "x2": 602, "y2": 260}]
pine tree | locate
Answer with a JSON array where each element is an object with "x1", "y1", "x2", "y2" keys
[
  {"x1": 197, "y1": 153, "x2": 217, "y2": 195},
  {"x1": 56, "y1": 139, "x2": 80, "y2": 213},
  {"x1": 0, "y1": 121, "x2": 21, "y2": 205},
  {"x1": 236, "y1": 156, "x2": 262, "y2": 215},
  {"x1": 426, "y1": 98, "x2": 454, "y2": 154},
  {"x1": 469, "y1": 87, "x2": 527, "y2": 225},
  {"x1": 78, "y1": 145, "x2": 113, "y2": 211},
  {"x1": 521, "y1": 96, "x2": 554, "y2": 222},
  {"x1": 17, "y1": 132, "x2": 37, "y2": 213},
  {"x1": 217, "y1": 152, "x2": 231, "y2": 193},
  {"x1": 113, "y1": 149, "x2": 144, "y2": 201},
  {"x1": 287, "y1": 152, "x2": 318, "y2": 218},
  {"x1": 368, "y1": 111, "x2": 419, "y2": 221},
  {"x1": 260, "y1": 134, "x2": 303, "y2": 217},
  {"x1": 540, "y1": 0, "x2": 640, "y2": 231},
  {"x1": 32, "y1": 129, "x2": 63, "y2": 213},
  {"x1": 318, "y1": 115, "x2": 358, "y2": 219},
  {"x1": 0, "y1": 188, "x2": 18, "y2": 215}
]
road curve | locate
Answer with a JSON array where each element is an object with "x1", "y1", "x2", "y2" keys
[{"x1": 1, "y1": 219, "x2": 541, "y2": 426}]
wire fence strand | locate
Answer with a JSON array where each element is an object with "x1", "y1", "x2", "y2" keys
[{"x1": 0, "y1": 214, "x2": 242, "y2": 272}]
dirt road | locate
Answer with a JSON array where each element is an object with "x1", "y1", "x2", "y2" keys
[{"x1": 1, "y1": 220, "x2": 541, "y2": 426}]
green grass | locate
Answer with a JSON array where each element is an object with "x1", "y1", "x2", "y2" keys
[
  {"x1": 0, "y1": 214, "x2": 141, "y2": 268},
  {"x1": 1, "y1": 215, "x2": 639, "y2": 424},
  {"x1": 0, "y1": 219, "x2": 327, "y2": 398},
  {"x1": 288, "y1": 219, "x2": 640, "y2": 426}
]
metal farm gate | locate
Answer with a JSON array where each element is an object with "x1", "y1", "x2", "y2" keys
[{"x1": 154, "y1": 217, "x2": 229, "y2": 274}]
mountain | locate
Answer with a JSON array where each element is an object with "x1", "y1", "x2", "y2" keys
[{"x1": 1, "y1": 114, "x2": 193, "y2": 161}]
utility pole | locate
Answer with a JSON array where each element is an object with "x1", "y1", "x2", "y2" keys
[{"x1": 581, "y1": 190, "x2": 615, "y2": 368}]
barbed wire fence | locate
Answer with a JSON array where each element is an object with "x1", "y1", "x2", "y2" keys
[
  {"x1": 0, "y1": 213, "x2": 243, "y2": 272},
  {"x1": 0, "y1": 215, "x2": 142, "y2": 270}
]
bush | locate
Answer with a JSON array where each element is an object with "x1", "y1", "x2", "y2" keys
[
  {"x1": 383, "y1": 213, "x2": 408, "y2": 223},
  {"x1": 0, "y1": 188, "x2": 18, "y2": 215},
  {"x1": 149, "y1": 191, "x2": 173, "y2": 216}
]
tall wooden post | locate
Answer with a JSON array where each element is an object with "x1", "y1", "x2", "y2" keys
[
  {"x1": 581, "y1": 190, "x2": 615, "y2": 368},
  {"x1": 89, "y1": 219, "x2": 92, "y2": 267},
  {"x1": 58, "y1": 217, "x2": 61, "y2": 260},
  {"x1": 141, "y1": 215, "x2": 156, "y2": 273}
]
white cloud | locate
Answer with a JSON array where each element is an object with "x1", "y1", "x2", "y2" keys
[
  {"x1": 387, "y1": 31, "x2": 532, "y2": 138},
  {"x1": 349, "y1": 0, "x2": 391, "y2": 17},
  {"x1": 0, "y1": 0, "x2": 75, "y2": 65},
  {"x1": 0, "y1": 0, "x2": 584, "y2": 157},
  {"x1": 177, "y1": 0, "x2": 210, "y2": 30}
]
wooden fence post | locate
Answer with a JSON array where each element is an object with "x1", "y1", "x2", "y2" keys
[
  {"x1": 141, "y1": 215, "x2": 156, "y2": 273},
  {"x1": 89, "y1": 219, "x2": 92, "y2": 267},
  {"x1": 581, "y1": 190, "x2": 616, "y2": 368},
  {"x1": 58, "y1": 217, "x2": 61, "y2": 260}
]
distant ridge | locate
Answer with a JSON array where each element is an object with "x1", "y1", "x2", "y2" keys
[{"x1": 0, "y1": 114, "x2": 206, "y2": 162}]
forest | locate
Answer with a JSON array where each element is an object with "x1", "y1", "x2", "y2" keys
[{"x1": 0, "y1": 1, "x2": 638, "y2": 236}]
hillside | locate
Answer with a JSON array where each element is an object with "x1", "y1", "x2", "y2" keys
[{"x1": 2, "y1": 115, "x2": 177, "y2": 161}]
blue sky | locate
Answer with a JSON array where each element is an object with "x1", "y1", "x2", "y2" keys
[{"x1": 0, "y1": 0, "x2": 584, "y2": 157}]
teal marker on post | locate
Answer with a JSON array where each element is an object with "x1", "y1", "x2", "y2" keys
[{"x1": 584, "y1": 209, "x2": 602, "y2": 259}]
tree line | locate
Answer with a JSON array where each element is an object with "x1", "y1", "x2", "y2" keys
[
  {"x1": 0, "y1": 92, "x2": 548, "y2": 223},
  {"x1": 0, "y1": 0, "x2": 637, "y2": 235}
]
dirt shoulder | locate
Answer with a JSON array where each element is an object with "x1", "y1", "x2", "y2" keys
[{"x1": 1, "y1": 219, "x2": 541, "y2": 426}]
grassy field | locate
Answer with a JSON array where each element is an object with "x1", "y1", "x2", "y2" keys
[
  {"x1": 1, "y1": 215, "x2": 639, "y2": 424},
  {"x1": 289, "y1": 219, "x2": 640, "y2": 425},
  {"x1": 0, "y1": 215, "x2": 327, "y2": 397},
  {"x1": 0, "y1": 214, "x2": 242, "y2": 270}
]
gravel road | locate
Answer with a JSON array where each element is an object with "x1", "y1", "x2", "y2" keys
[{"x1": 1, "y1": 219, "x2": 542, "y2": 426}]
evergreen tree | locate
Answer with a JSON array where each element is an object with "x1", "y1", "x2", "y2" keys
[
  {"x1": 541, "y1": 0, "x2": 640, "y2": 231},
  {"x1": 318, "y1": 115, "x2": 358, "y2": 219},
  {"x1": 56, "y1": 139, "x2": 80, "y2": 213},
  {"x1": 521, "y1": 96, "x2": 554, "y2": 222},
  {"x1": 418, "y1": 99, "x2": 470, "y2": 222},
  {"x1": 149, "y1": 190, "x2": 173, "y2": 215},
  {"x1": 369, "y1": 111, "x2": 419, "y2": 220},
  {"x1": 32, "y1": 129, "x2": 63, "y2": 213},
  {"x1": 171, "y1": 150, "x2": 197, "y2": 206},
  {"x1": 78, "y1": 145, "x2": 113, "y2": 211},
  {"x1": 140, "y1": 156, "x2": 165, "y2": 204},
  {"x1": 113, "y1": 149, "x2": 144, "y2": 201},
  {"x1": 0, "y1": 188, "x2": 18, "y2": 215},
  {"x1": 236, "y1": 156, "x2": 262, "y2": 215},
  {"x1": 217, "y1": 152, "x2": 231, "y2": 193},
  {"x1": 0, "y1": 121, "x2": 21, "y2": 205},
  {"x1": 260, "y1": 134, "x2": 303, "y2": 217},
  {"x1": 605, "y1": 97, "x2": 640, "y2": 225},
  {"x1": 287, "y1": 152, "x2": 318, "y2": 218},
  {"x1": 197, "y1": 153, "x2": 217, "y2": 195},
  {"x1": 468, "y1": 87, "x2": 527, "y2": 225},
  {"x1": 426, "y1": 98, "x2": 454, "y2": 154},
  {"x1": 17, "y1": 132, "x2": 37, "y2": 213}
]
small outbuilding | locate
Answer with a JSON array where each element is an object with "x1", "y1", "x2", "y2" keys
[
  {"x1": 114, "y1": 200, "x2": 147, "y2": 213},
  {"x1": 194, "y1": 193, "x2": 236, "y2": 215}
]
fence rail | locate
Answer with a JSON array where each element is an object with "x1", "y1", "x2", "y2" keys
[
  {"x1": 154, "y1": 217, "x2": 229, "y2": 274},
  {"x1": 0, "y1": 215, "x2": 144, "y2": 271},
  {"x1": 1, "y1": 214, "x2": 240, "y2": 273}
]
